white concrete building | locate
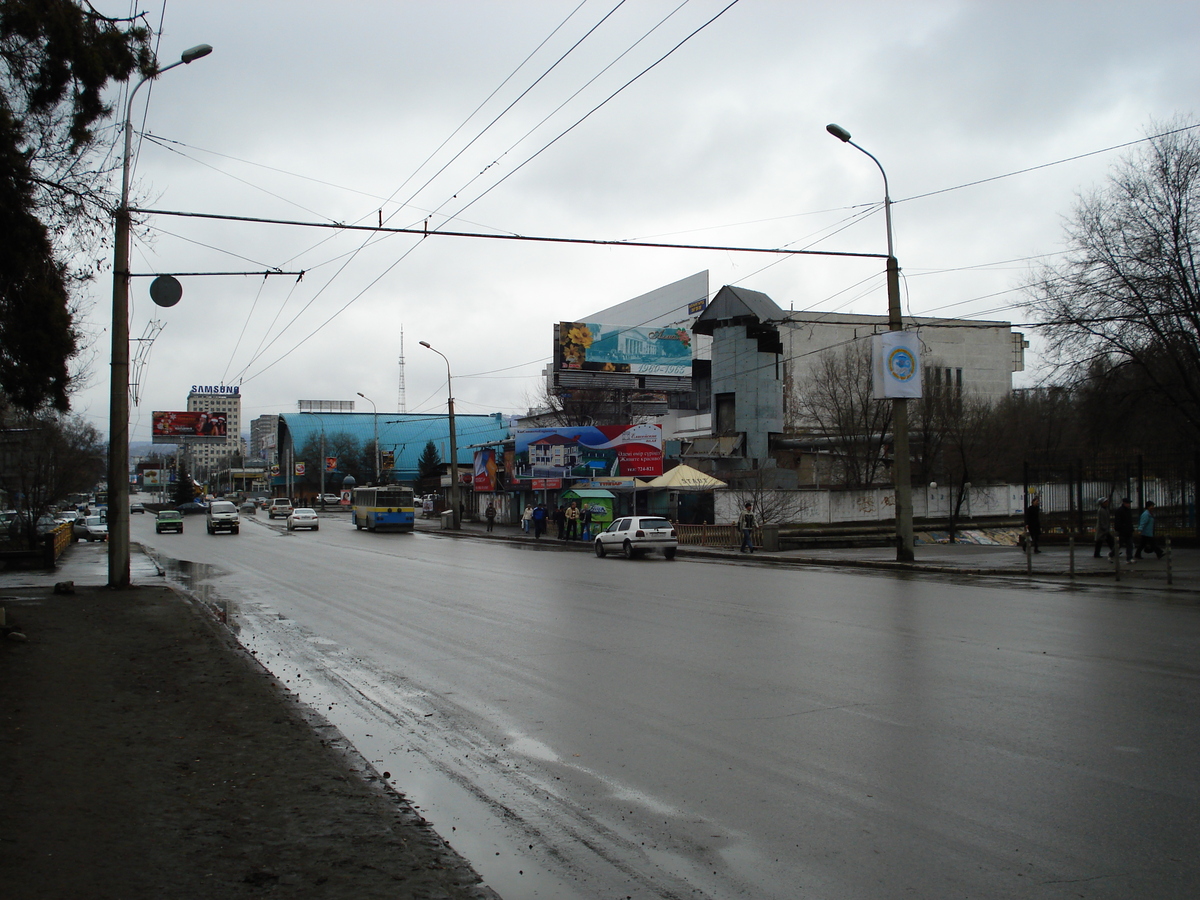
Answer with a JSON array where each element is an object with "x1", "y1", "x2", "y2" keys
[
  {"x1": 187, "y1": 387, "x2": 243, "y2": 472},
  {"x1": 782, "y1": 312, "x2": 1026, "y2": 429}
]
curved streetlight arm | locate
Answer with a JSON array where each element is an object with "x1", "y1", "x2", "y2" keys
[
  {"x1": 826, "y1": 123, "x2": 893, "y2": 258},
  {"x1": 122, "y1": 46, "x2": 213, "y2": 209}
]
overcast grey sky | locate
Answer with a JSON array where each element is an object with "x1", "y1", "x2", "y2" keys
[{"x1": 76, "y1": 0, "x2": 1200, "y2": 442}]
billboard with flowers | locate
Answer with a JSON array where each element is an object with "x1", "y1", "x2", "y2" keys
[{"x1": 556, "y1": 322, "x2": 692, "y2": 377}]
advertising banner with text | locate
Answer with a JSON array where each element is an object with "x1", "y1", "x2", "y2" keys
[{"x1": 515, "y1": 423, "x2": 663, "y2": 479}]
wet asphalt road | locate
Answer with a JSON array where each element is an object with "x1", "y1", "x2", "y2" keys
[{"x1": 134, "y1": 510, "x2": 1200, "y2": 899}]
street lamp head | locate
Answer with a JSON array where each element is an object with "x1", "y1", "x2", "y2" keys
[
  {"x1": 419, "y1": 341, "x2": 432, "y2": 349},
  {"x1": 356, "y1": 392, "x2": 366, "y2": 399},
  {"x1": 826, "y1": 123, "x2": 852, "y2": 143},
  {"x1": 181, "y1": 44, "x2": 213, "y2": 64}
]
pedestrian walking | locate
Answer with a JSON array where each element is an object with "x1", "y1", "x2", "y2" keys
[
  {"x1": 1114, "y1": 497, "x2": 1135, "y2": 563},
  {"x1": 521, "y1": 504, "x2": 533, "y2": 534},
  {"x1": 1135, "y1": 500, "x2": 1164, "y2": 560},
  {"x1": 532, "y1": 504, "x2": 547, "y2": 539},
  {"x1": 564, "y1": 501, "x2": 579, "y2": 540},
  {"x1": 580, "y1": 506, "x2": 593, "y2": 542},
  {"x1": 1024, "y1": 495, "x2": 1042, "y2": 553},
  {"x1": 554, "y1": 504, "x2": 567, "y2": 540},
  {"x1": 484, "y1": 501, "x2": 496, "y2": 532},
  {"x1": 737, "y1": 502, "x2": 756, "y2": 553},
  {"x1": 1093, "y1": 497, "x2": 1114, "y2": 559}
]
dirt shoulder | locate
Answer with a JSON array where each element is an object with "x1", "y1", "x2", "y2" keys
[{"x1": 0, "y1": 584, "x2": 500, "y2": 900}]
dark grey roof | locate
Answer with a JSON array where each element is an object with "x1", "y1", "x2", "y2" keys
[{"x1": 692, "y1": 285, "x2": 786, "y2": 335}]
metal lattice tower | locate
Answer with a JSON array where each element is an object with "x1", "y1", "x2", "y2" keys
[{"x1": 397, "y1": 326, "x2": 407, "y2": 413}]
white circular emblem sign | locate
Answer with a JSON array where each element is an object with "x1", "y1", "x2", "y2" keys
[{"x1": 887, "y1": 347, "x2": 916, "y2": 381}]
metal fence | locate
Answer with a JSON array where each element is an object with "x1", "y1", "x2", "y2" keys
[
  {"x1": 675, "y1": 523, "x2": 761, "y2": 548},
  {"x1": 1023, "y1": 451, "x2": 1199, "y2": 537}
]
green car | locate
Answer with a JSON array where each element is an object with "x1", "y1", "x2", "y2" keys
[{"x1": 155, "y1": 509, "x2": 184, "y2": 534}]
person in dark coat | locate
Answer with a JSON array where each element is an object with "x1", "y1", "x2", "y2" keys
[
  {"x1": 553, "y1": 504, "x2": 567, "y2": 540},
  {"x1": 1114, "y1": 497, "x2": 1134, "y2": 563},
  {"x1": 1024, "y1": 495, "x2": 1042, "y2": 553},
  {"x1": 484, "y1": 502, "x2": 496, "y2": 532},
  {"x1": 531, "y1": 504, "x2": 547, "y2": 539}
]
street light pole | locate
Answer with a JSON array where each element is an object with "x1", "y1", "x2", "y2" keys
[
  {"x1": 108, "y1": 43, "x2": 212, "y2": 589},
  {"x1": 419, "y1": 342, "x2": 459, "y2": 529},
  {"x1": 356, "y1": 392, "x2": 380, "y2": 483},
  {"x1": 826, "y1": 123, "x2": 915, "y2": 562}
]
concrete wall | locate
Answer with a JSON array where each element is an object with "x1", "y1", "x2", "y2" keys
[{"x1": 714, "y1": 484, "x2": 1025, "y2": 525}]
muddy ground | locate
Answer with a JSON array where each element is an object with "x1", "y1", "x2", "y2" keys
[{"x1": 0, "y1": 584, "x2": 500, "y2": 899}]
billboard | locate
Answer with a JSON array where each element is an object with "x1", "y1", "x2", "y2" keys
[
  {"x1": 142, "y1": 469, "x2": 162, "y2": 486},
  {"x1": 556, "y1": 322, "x2": 692, "y2": 377},
  {"x1": 473, "y1": 448, "x2": 499, "y2": 491},
  {"x1": 515, "y1": 424, "x2": 663, "y2": 479},
  {"x1": 152, "y1": 410, "x2": 228, "y2": 443}
]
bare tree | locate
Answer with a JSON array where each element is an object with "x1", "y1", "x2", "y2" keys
[
  {"x1": 528, "y1": 380, "x2": 659, "y2": 427},
  {"x1": 795, "y1": 341, "x2": 892, "y2": 487},
  {"x1": 0, "y1": 406, "x2": 105, "y2": 543},
  {"x1": 1028, "y1": 121, "x2": 1200, "y2": 439}
]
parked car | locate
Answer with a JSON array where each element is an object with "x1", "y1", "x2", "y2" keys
[
  {"x1": 72, "y1": 515, "x2": 108, "y2": 542},
  {"x1": 130, "y1": 502, "x2": 146, "y2": 514},
  {"x1": 206, "y1": 500, "x2": 240, "y2": 535},
  {"x1": 594, "y1": 516, "x2": 677, "y2": 559},
  {"x1": 155, "y1": 509, "x2": 184, "y2": 534},
  {"x1": 36, "y1": 515, "x2": 63, "y2": 535},
  {"x1": 318, "y1": 494, "x2": 342, "y2": 505},
  {"x1": 268, "y1": 498, "x2": 293, "y2": 519},
  {"x1": 287, "y1": 508, "x2": 319, "y2": 531}
]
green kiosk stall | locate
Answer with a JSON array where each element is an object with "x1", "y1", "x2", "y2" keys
[{"x1": 559, "y1": 488, "x2": 615, "y2": 538}]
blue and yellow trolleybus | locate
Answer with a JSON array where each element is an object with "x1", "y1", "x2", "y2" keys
[{"x1": 352, "y1": 486, "x2": 416, "y2": 532}]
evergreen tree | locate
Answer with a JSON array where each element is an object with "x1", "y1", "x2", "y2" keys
[
  {"x1": 1, "y1": 1, "x2": 154, "y2": 410},
  {"x1": 417, "y1": 440, "x2": 441, "y2": 480}
]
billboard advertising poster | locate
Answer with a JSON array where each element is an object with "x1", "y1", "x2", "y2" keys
[
  {"x1": 325, "y1": 457, "x2": 337, "y2": 473},
  {"x1": 473, "y1": 448, "x2": 498, "y2": 492},
  {"x1": 557, "y1": 322, "x2": 692, "y2": 377},
  {"x1": 142, "y1": 469, "x2": 161, "y2": 486},
  {"x1": 515, "y1": 424, "x2": 663, "y2": 479},
  {"x1": 152, "y1": 410, "x2": 228, "y2": 442}
]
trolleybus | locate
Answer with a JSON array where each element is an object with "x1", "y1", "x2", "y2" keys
[{"x1": 351, "y1": 486, "x2": 415, "y2": 532}]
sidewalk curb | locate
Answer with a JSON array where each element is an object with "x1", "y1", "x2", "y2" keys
[{"x1": 418, "y1": 523, "x2": 1199, "y2": 592}]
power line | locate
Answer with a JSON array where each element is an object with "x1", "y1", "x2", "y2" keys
[{"x1": 133, "y1": 207, "x2": 884, "y2": 259}]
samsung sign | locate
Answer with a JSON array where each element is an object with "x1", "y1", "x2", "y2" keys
[{"x1": 190, "y1": 384, "x2": 240, "y2": 396}]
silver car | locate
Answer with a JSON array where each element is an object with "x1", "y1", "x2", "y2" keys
[
  {"x1": 594, "y1": 516, "x2": 677, "y2": 559},
  {"x1": 72, "y1": 515, "x2": 109, "y2": 542},
  {"x1": 287, "y1": 508, "x2": 319, "y2": 531}
]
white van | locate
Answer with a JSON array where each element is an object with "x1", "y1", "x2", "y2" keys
[{"x1": 206, "y1": 500, "x2": 240, "y2": 535}]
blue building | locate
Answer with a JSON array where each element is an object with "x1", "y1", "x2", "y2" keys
[{"x1": 276, "y1": 411, "x2": 509, "y2": 491}]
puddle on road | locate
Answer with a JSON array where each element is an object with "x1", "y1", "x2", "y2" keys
[{"x1": 159, "y1": 557, "x2": 237, "y2": 628}]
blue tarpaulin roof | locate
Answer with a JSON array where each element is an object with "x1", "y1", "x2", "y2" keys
[{"x1": 279, "y1": 412, "x2": 509, "y2": 482}]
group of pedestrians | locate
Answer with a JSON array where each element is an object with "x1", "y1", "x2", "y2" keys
[
  {"x1": 520, "y1": 501, "x2": 594, "y2": 541},
  {"x1": 1093, "y1": 496, "x2": 1164, "y2": 563},
  {"x1": 1027, "y1": 494, "x2": 1166, "y2": 563}
]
